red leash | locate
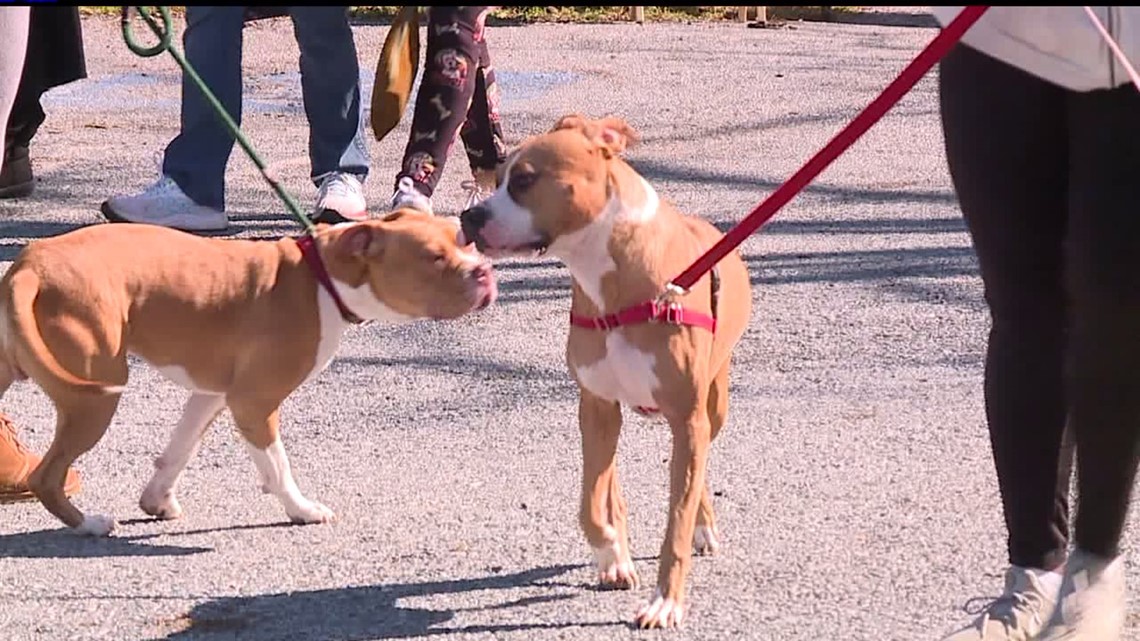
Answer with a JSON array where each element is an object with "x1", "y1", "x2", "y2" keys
[{"x1": 665, "y1": 5, "x2": 990, "y2": 295}]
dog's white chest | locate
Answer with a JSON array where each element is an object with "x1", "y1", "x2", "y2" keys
[
  {"x1": 572, "y1": 332, "x2": 661, "y2": 411},
  {"x1": 301, "y1": 287, "x2": 349, "y2": 385}
]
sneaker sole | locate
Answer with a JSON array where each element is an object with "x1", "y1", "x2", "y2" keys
[
  {"x1": 312, "y1": 208, "x2": 368, "y2": 226},
  {"x1": 100, "y1": 200, "x2": 231, "y2": 235}
]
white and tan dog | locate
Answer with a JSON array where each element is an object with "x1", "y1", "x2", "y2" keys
[
  {"x1": 0, "y1": 209, "x2": 496, "y2": 536},
  {"x1": 459, "y1": 114, "x2": 752, "y2": 628}
]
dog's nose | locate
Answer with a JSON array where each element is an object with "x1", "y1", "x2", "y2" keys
[
  {"x1": 469, "y1": 261, "x2": 493, "y2": 284},
  {"x1": 461, "y1": 205, "x2": 489, "y2": 231}
]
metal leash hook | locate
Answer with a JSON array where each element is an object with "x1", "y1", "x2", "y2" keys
[{"x1": 119, "y1": 6, "x2": 317, "y2": 235}]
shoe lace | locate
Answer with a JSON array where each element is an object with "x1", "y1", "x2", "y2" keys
[
  {"x1": 962, "y1": 589, "x2": 1044, "y2": 632},
  {"x1": 461, "y1": 179, "x2": 493, "y2": 210},
  {"x1": 0, "y1": 415, "x2": 31, "y2": 457}
]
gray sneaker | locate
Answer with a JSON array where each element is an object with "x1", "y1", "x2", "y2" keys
[
  {"x1": 940, "y1": 567, "x2": 1058, "y2": 641},
  {"x1": 387, "y1": 176, "x2": 433, "y2": 215},
  {"x1": 1035, "y1": 549, "x2": 1126, "y2": 641},
  {"x1": 312, "y1": 172, "x2": 368, "y2": 224}
]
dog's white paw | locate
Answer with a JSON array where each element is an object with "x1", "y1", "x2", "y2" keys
[
  {"x1": 74, "y1": 514, "x2": 118, "y2": 537},
  {"x1": 139, "y1": 488, "x2": 184, "y2": 520},
  {"x1": 592, "y1": 541, "x2": 640, "y2": 590},
  {"x1": 693, "y1": 524, "x2": 721, "y2": 556},
  {"x1": 288, "y1": 500, "x2": 336, "y2": 525},
  {"x1": 635, "y1": 590, "x2": 685, "y2": 629}
]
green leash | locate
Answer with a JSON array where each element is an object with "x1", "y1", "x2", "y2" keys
[{"x1": 120, "y1": 6, "x2": 317, "y2": 235}]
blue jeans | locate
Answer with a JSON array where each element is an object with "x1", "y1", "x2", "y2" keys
[{"x1": 163, "y1": 6, "x2": 370, "y2": 211}]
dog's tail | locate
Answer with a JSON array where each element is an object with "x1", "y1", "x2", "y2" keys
[{"x1": 6, "y1": 270, "x2": 125, "y2": 396}]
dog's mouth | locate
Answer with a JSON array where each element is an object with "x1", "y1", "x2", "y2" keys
[{"x1": 480, "y1": 237, "x2": 549, "y2": 260}]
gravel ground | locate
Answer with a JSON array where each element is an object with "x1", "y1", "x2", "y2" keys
[{"x1": 1, "y1": 10, "x2": 1137, "y2": 641}]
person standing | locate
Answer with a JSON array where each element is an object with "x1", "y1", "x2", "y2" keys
[{"x1": 936, "y1": 6, "x2": 1140, "y2": 641}]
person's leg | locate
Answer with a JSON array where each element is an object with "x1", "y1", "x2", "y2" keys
[
  {"x1": 101, "y1": 6, "x2": 240, "y2": 232},
  {"x1": 3, "y1": 6, "x2": 87, "y2": 199},
  {"x1": 0, "y1": 6, "x2": 30, "y2": 198},
  {"x1": 389, "y1": 6, "x2": 492, "y2": 214},
  {"x1": 1036, "y1": 78, "x2": 1140, "y2": 641},
  {"x1": 456, "y1": 10, "x2": 508, "y2": 210},
  {"x1": 162, "y1": 5, "x2": 246, "y2": 211},
  {"x1": 288, "y1": 5, "x2": 370, "y2": 223},
  {"x1": 938, "y1": 43, "x2": 1072, "y2": 641}
]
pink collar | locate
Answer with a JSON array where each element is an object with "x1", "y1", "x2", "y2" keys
[{"x1": 568, "y1": 298, "x2": 716, "y2": 333}]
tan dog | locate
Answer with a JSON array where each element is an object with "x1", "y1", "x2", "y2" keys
[
  {"x1": 459, "y1": 114, "x2": 752, "y2": 628},
  {"x1": 0, "y1": 210, "x2": 496, "y2": 536}
]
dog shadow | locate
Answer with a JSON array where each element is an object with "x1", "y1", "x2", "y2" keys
[
  {"x1": 158, "y1": 562, "x2": 624, "y2": 640},
  {"x1": 0, "y1": 526, "x2": 212, "y2": 559}
]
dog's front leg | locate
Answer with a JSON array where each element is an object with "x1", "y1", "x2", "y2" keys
[
  {"x1": 635, "y1": 402, "x2": 711, "y2": 629},
  {"x1": 578, "y1": 390, "x2": 638, "y2": 590},
  {"x1": 229, "y1": 398, "x2": 335, "y2": 525}
]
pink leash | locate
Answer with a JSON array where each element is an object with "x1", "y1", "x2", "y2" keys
[{"x1": 665, "y1": 5, "x2": 991, "y2": 295}]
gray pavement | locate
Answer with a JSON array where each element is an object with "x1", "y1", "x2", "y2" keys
[{"x1": 2, "y1": 11, "x2": 1136, "y2": 641}]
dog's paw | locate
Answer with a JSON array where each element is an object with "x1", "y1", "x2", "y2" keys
[
  {"x1": 693, "y1": 524, "x2": 721, "y2": 556},
  {"x1": 634, "y1": 590, "x2": 685, "y2": 629},
  {"x1": 74, "y1": 514, "x2": 118, "y2": 537},
  {"x1": 288, "y1": 500, "x2": 336, "y2": 525},
  {"x1": 139, "y1": 489, "x2": 184, "y2": 520},
  {"x1": 593, "y1": 542, "x2": 640, "y2": 590}
]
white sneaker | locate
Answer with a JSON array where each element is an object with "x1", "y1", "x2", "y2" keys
[
  {"x1": 461, "y1": 179, "x2": 494, "y2": 211},
  {"x1": 386, "y1": 176, "x2": 434, "y2": 215},
  {"x1": 101, "y1": 176, "x2": 228, "y2": 232},
  {"x1": 1036, "y1": 549, "x2": 1126, "y2": 641},
  {"x1": 940, "y1": 566, "x2": 1059, "y2": 640},
  {"x1": 312, "y1": 172, "x2": 368, "y2": 224}
]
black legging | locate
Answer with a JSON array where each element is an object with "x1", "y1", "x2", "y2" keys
[
  {"x1": 396, "y1": 6, "x2": 507, "y2": 197},
  {"x1": 939, "y1": 43, "x2": 1140, "y2": 570}
]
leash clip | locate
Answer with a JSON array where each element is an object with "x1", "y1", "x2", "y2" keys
[{"x1": 650, "y1": 299, "x2": 684, "y2": 325}]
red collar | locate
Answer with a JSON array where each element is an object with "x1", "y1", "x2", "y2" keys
[
  {"x1": 569, "y1": 298, "x2": 716, "y2": 333},
  {"x1": 295, "y1": 235, "x2": 364, "y2": 325}
]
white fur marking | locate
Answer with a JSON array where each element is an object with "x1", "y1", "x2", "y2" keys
[
  {"x1": 245, "y1": 439, "x2": 335, "y2": 524},
  {"x1": 636, "y1": 589, "x2": 685, "y2": 628},
  {"x1": 330, "y1": 279, "x2": 415, "y2": 325},
  {"x1": 151, "y1": 364, "x2": 217, "y2": 394},
  {"x1": 693, "y1": 524, "x2": 721, "y2": 555},
  {"x1": 573, "y1": 332, "x2": 661, "y2": 409},
  {"x1": 548, "y1": 178, "x2": 660, "y2": 311},
  {"x1": 75, "y1": 514, "x2": 117, "y2": 537},
  {"x1": 301, "y1": 287, "x2": 352, "y2": 384}
]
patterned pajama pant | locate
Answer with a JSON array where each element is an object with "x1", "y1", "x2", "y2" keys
[{"x1": 397, "y1": 5, "x2": 507, "y2": 197}]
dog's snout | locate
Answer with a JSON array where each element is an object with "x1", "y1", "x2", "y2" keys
[{"x1": 469, "y1": 261, "x2": 493, "y2": 284}]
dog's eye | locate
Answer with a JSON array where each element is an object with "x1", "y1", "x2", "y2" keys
[
  {"x1": 510, "y1": 171, "x2": 538, "y2": 193},
  {"x1": 434, "y1": 253, "x2": 447, "y2": 266}
]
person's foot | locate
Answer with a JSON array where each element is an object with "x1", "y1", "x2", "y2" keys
[
  {"x1": 0, "y1": 145, "x2": 35, "y2": 199},
  {"x1": 461, "y1": 166, "x2": 498, "y2": 211},
  {"x1": 0, "y1": 413, "x2": 81, "y2": 503},
  {"x1": 387, "y1": 176, "x2": 434, "y2": 214},
  {"x1": 101, "y1": 175, "x2": 229, "y2": 233},
  {"x1": 1035, "y1": 548, "x2": 1126, "y2": 641},
  {"x1": 939, "y1": 566, "x2": 1060, "y2": 640},
  {"x1": 311, "y1": 172, "x2": 368, "y2": 225}
]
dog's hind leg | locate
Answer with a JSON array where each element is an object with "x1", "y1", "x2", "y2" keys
[
  {"x1": 578, "y1": 390, "x2": 638, "y2": 590},
  {"x1": 228, "y1": 396, "x2": 335, "y2": 525},
  {"x1": 694, "y1": 358, "x2": 730, "y2": 557},
  {"x1": 140, "y1": 392, "x2": 227, "y2": 520},
  {"x1": 29, "y1": 392, "x2": 121, "y2": 535}
]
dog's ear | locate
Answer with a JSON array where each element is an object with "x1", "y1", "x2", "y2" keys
[
  {"x1": 551, "y1": 113, "x2": 638, "y2": 159},
  {"x1": 337, "y1": 223, "x2": 385, "y2": 260},
  {"x1": 551, "y1": 113, "x2": 590, "y2": 133},
  {"x1": 594, "y1": 116, "x2": 639, "y2": 158}
]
